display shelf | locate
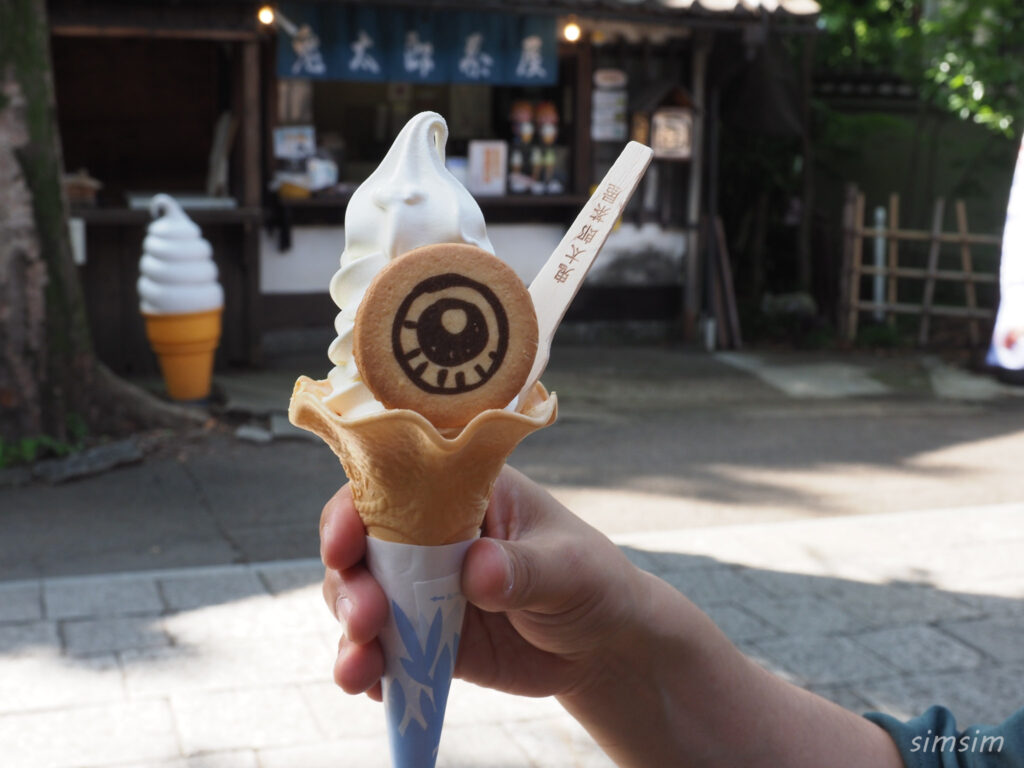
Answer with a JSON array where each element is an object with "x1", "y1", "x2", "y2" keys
[
  {"x1": 275, "y1": 194, "x2": 588, "y2": 225},
  {"x1": 70, "y1": 206, "x2": 263, "y2": 225}
]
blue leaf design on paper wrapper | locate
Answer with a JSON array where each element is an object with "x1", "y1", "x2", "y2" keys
[
  {"x1": 387, "y1": 601, "x2": 460, "y2": 768},
  {"x1": 420, "y1": 688, "x2": 436, "y2": 723},
  {"x1": 424, "y1": 608, "x2": 442, "y2": 668},
  {"x1": 394, "y1": 600, "x2": 425, "y2": 667},
  {"x1": 401, "y1": 655, "x2": 430, "y2": 686},
  {"x1": 388, "y1": 678, "x2": 407, "y2": 733}
]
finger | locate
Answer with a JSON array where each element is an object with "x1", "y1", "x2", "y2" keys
[
  {"x1": 320, "y1": 485, "x2": 366, "y2": 572},
  {"x1": 322, "y1": 567, "x2": 344, "y2": 619},
  {"x1": 483, "y1": 465, "x2": 571, "y2": 541},
  {"x1": 334, "y1": 636, "x2": 384, "y2": 695},
  {"x1": 322, "y1": 563, "x2": 389, "y2": 645},
  {"x1": 463, "y1": 534, "x2": 585, "y2": 615},
  {"x1": 461, "y1": 538, "x2": 513, "y2": 611},
  {"x1": 336, "y1": 565, "x2": 389, "y2": 645}
]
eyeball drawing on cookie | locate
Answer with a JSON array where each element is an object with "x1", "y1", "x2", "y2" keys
[
  {"x1": 392, "y1": 271, "x2": 510, "y2": 394},
  {"x1": 353, "y1": 243, "x2": 538, "y2": 429}
]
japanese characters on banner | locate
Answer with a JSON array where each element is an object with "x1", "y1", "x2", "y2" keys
[
  {"x1": 276, "y1": 4, "x2": 558, "y2": 86},
  {"x1": 988, "y1": 137, "x2": 1024, "y2": 372}
]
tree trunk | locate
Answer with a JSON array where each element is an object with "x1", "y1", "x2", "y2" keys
[{"x1": 0, "y1": 0, "x2": 201, "y2": 444}]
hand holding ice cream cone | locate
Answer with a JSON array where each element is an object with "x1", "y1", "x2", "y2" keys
[
  {"x1": 290, "y1": 111, "x2": 649, "y2": 767},
  {"x1": 289, "y1": 111, "x2": 556, "y2": 767}
]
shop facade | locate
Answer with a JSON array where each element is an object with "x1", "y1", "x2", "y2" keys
[{"x1": 48, "y1": 0, "x2": 819, "y2": 376}]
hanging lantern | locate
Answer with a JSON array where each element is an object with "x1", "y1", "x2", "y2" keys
[{"x1": 650, "y1": 107, "x2": 692, "y2": 160}]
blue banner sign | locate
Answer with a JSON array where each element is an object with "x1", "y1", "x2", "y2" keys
[{"x1": 276, "y1": 4, "x2": 558, "y2": 86}]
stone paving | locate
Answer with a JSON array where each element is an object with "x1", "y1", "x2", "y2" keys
[
  {"x1": 717, "y1": 351, "x2": 1024, "y2": 401},
  {"x1": 2, "y1": 503, "x2": 1022, "y2": 768}
]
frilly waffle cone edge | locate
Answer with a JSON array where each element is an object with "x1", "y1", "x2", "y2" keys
[{"x1": 288, "y1": 376, "x2": 557, "y2": 545}]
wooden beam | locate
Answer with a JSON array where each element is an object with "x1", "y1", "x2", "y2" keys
[
  {"x1": 51, "y1": 25, "x2": 259, "y2": 41},
  {"x1": 856, "y1": 301, "x2": 994, "y2": 319},
  {"x1": 848, "y1": 227, "x2": 1001, "y2": 246},
  {"x1": 858, "y1": 265, "x2": 996, "y2": 284},
  {"x1": 918, "y1": 198, "x2": 946, "y2": 346},
  {"x1": 838, "y1": 185, "x2": 856, "y2": 339},
  {"x1": 845, "y1": 190, "x2": 865, "y2": 342},
  {"x1": 683, "y1": 32, "x2": 711, "y2": 341},
  {"x1": 886, "y1": 193, "x2": 899, "y2": 326},
  {"x1": 955, "y1": 200, "x2": 980, "y2": 347},
  {"x1": 240, "y1": 40, "x2": 262, "y2": 209},
  {"x1": 570, "y1": 41, "x2": 592, "y2": 197},
  {"x1": 843, "y1": 191, "x2": 999, "y2": 341},
  {"x1": 714, "y1": 216, "x2": 742, "y2": 348}
]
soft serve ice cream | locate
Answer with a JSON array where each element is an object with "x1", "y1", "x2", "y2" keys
[
  {"x1": 138, "y1": 194, "x2": 223, "y2": 315},
  {"x1": 323, "y1": 111, "x2": 494, "y2": 418},
  {"x1": 138, "y1": 194, "x2": 224, "y2": 401}
]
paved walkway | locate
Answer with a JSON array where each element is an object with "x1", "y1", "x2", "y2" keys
[
  {"x1": 2, "y1": 503, "x2": 1022, "y2": 768},
  {"x1": 3, "y1": 346, "x2": 1024, "y2": 766}
]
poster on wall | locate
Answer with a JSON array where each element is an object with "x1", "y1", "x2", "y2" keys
[
  {"x1": 591, "y1": 69, "x2": 628, "y2": 141},
  {"x1": 276, "y1": 4, "x2": 557, "y2": 86},
  {"x1": 988, "y1": 137, "x2": 1024, "y2": 374}
]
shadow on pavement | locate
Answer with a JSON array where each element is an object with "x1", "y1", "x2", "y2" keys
[
  {"x1": 2, "y1": 550, "x2": 1021, "y2": 731},
  {"x1": 3, "y1": 345, "x2": 1024, "y2": 579}
]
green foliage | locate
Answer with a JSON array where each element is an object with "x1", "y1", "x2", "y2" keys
[
  {"x1": 855, "y1": 322, "x2": 908, "y2": 349},
  {"x1": 812, "y1": 105, "x2": 908, "y2": 181},
  {"x1": 741, "y1": 302, "x2": 839, "y2": 349},
  {"x1": 0, "y1": 414, "x2": 87, "y2": 468},
  {"x1": 817, "y1": 0, "x2": 1024, "y2": 137}
]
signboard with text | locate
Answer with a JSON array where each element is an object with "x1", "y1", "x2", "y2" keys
[{"x1": 276, "y1": 4, "x2": 558, "y2": 86}]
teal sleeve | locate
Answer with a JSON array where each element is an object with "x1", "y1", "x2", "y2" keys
[{"x1": 864, "y1": 706, "x2": 1024, "y2": 768}]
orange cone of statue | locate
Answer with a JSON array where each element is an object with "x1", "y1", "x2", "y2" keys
[
  {"x1": 137, "y1": 194, "x2": 224, "y2": 401},
  {"x1": 142, "y1": 308, "x2": 222, "y2": 401}
]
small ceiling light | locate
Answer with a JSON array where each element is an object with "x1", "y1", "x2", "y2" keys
[
  {"x1": 257, "y1": 5, "x2": 275, "y2": 26},
  {"x1": 563, "y1": 20, "x2": 582, "y2": 43}
]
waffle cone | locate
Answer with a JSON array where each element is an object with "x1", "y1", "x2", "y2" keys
[{"x1": 288, "y1": 377, "x2": 557, "y2": 545}]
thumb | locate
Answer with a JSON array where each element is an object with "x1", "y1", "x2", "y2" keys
[{"x1": 462, "y1": 536, "x2": 571, "y2": 614}]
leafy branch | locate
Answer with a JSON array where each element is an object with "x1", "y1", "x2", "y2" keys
[{"x1": 817, "y1": 0, "x2": 1024, "y2": 137}]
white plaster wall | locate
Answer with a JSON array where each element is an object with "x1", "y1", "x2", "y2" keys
[
  {"x1": 260, "y1": 227, "x2": 341, "y2": 294},
  {"x1": 260, "y1": 224, "x2": 565, "y2": 294}
]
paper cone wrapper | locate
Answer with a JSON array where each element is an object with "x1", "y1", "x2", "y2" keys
[
  {"x1": 142, "y1": 308, "x2": 222, "y2": 401},
  {"x1": 288, "y1": 377, "x2": 557, "y2": 545},
  {"x1": 365, "y1": 537, "x2": 475, "y2": 768}
]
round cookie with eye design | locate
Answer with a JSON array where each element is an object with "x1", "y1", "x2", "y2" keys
[{"x1": 353, "y1": 243, "x2": 538, "y2": 428}]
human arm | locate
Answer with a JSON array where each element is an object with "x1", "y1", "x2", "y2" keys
[{"x1": 321, "y1": 466, "x2": 904, "y2": 768}]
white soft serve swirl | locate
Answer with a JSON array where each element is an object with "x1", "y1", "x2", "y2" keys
[
  {"x1": 324, "y1": 111, "x2": 495, "y2": 417},
  {"x1": 138, "y1": 194, "x2": 223, "y2": 315}
]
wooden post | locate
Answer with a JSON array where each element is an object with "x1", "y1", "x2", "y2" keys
[
  {"x1": 887, "y1": 193, "x2": 900, "y2": 326},
  {"x1": 571, "y1": 39, "x2": 592, "y2": 198},
  {"x1": 845, "y1": 190, "x2": 865, "y2": 342},
  {"x1": 714, "y1": 216, "x2": 742, "y2": 349},
  {"x1": 240, "y1": 39, "x2": 263, "y2": 363},
  {"x1": 955, "y1": 200, "x2": 980, "y2": 347},
  {"x1": 683, "y1": 32, "x2": 711, "y2": 341},
  {"x1": 240, "y1": 40, "x2": 262, "y2": 208},
  {"x1": 838, "y1": 185, "x2": 855, "y2": 340},
  {"x1": 918, "y1": 198, "x2": 946, "y2": 346},
  {"x1": 703, "y1": 216, "x2": 727, "y2": 348}
]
